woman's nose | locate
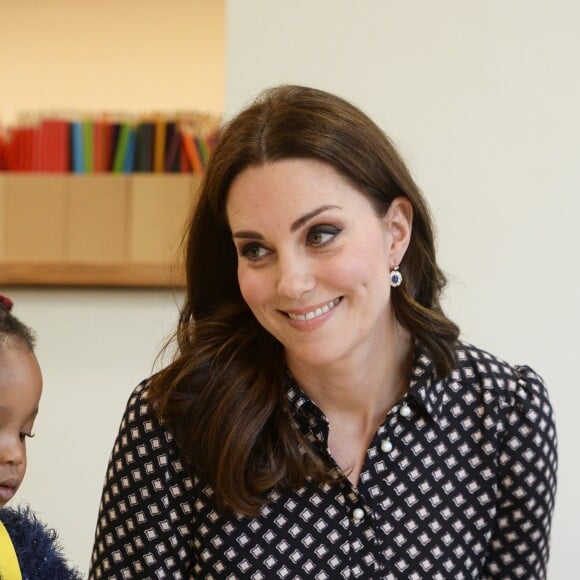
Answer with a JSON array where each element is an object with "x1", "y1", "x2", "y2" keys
[{"x1": 276, "y1": 255, "x2": 316, "y2": 300}]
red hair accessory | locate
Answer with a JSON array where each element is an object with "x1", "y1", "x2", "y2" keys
[{"x1": 0, "y1": 294, "x2": 14, "y2": 311}]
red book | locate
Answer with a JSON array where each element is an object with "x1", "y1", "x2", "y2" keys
[
  {"x1": 0, "y1": 130, "x2": 6, "y2": 170},
  {"x1": 4, "y1": 128, "x2": 22, "y2": 170},
  {"x1": 5, "y1": 127, "x2": 29, "y2": 171},
  {"x1": 20, "y1": 126, "x2": 36, "y2": 171},
  {"x1": 179, "y1": 139, "x2": 190, "y2": 173},
  {"x1": 93, "y1": 118, "x2": 108, "y2": 172},
  {"x1": 38, "y1": 118, "x2": 70, "y2": 172}
]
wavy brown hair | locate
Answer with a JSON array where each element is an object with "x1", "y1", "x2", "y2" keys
[{"x1": 149, "y1": 85, "x2": 459, "y2": 516}]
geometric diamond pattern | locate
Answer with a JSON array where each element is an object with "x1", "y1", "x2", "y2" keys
[{"x1": 89, "y1": 341, "x2": 557, "y2": 579}]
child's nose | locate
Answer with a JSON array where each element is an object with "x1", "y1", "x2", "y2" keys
[{"x1": 0, "y1": 438, "x2": 25, "y2": 466}]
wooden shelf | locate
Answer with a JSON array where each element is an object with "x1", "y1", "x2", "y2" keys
[
  {"x1": 0, "y1": 261, "x2": 184, "y2": 288},
  {"x1": 0, "y1": 174, "x2": 199, "y2": 288}
]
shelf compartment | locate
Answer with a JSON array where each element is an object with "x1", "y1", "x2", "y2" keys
[{"x1": 0, "y1": 174, "x2": 200, "y2": 287}]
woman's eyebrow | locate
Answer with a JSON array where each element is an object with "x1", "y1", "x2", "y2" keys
[
  {"x1": 232, "y1": 231, "x2": 263, "y2": 240},
  {"x1": 290, "y1": 205, "x2": 341, "y2": 232},
  {"x1": 232, "y1": 205, "x2": 341, "y2": 239}
]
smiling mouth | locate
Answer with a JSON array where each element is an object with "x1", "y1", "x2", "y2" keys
[{"x1": 286, "y1": 298, "x2": 341, "y2": 321}]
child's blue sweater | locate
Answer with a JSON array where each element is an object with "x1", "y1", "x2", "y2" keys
[{"x1": 0, "y1": 505, "x2": 82, "y2": 579}]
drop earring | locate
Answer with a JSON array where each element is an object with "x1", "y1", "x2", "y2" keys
[{"x1": 390, "y1": 266, "x2": 403, "y2": 288}]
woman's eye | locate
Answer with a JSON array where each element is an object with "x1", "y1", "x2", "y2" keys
[
  {"x1": 307, "y1": 225, "x2": 341, "y2": 246},
  {"x1": 19, "y1": 432, "x2": 35, "y2": 443},
  {"x1": 240, "y1": 243, "x2": 270, "y2": 260}
]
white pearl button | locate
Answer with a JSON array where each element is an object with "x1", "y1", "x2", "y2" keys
[
  {"x1": 352, "y1": 508, "x2": 365, "y2": 522},
  {"x1": 381, "y1": 438, "x2": 393, "y2": 453},
  {"x1": 399, "y1": 403, "x2": 412, "y2": 418}
]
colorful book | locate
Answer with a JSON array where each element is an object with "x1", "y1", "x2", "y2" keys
[
  {"x1": 122, "y1": 126, "x2": 136, "y2": 173},
  {"x1": 195, "y1": 135, "x2": 210, "y2": 168},
  {"x1": 0, "y1": 129, "x2": 6, "y2": 170},
  {"x1": 6, "y1": 127, "x2": 27, "y2": 171},
  {"x1": 133, "y1": 121, "x2": 154, "y2": 172},
  {"x1": 164, "y1": 122, "x2": 180, "y2": 172},
  {"x1": 82, "y1": 120, "x2": 94, "y2": 173},
  {"x1": 93, "y1": 118, "x2": 112, "y2": 173},
  {"x1": 108, "y1": 122, "x2": 121, "y2": 171},
  {"x1": 38, "y1": 118, "x2": 70, "y2": 172},
  {"x1": 181, "y1": 129, "x2": 203, "y2": 175},
  {"x1": 71, "y1": 121, "x2": 85, "y2": 173},
  {"x1": 153, "y1": 117, "x2": 167, "y2": 173},
  {"x1": 112, "y1": 122, "x2": 133, "y2": 173},
  {"x1": 179, "y1": 143, "x2": 190, "y2": 173}
]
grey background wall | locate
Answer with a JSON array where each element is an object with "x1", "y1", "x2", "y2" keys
[{"x1": 3, "y1": 0, "x2": 579, "y2": 576}]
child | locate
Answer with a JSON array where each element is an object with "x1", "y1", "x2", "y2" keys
[{"x1": 0, "y1": 294, "x2": 81, "y2": 580}]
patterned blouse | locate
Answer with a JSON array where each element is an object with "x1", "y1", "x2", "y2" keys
[{"x1": 89, "y1": 342, "x2": 557, "y2": 579}]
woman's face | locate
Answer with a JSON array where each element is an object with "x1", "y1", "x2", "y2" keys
[{"x1": 226, "y1": 158, "x2": 410, "y2": 370}]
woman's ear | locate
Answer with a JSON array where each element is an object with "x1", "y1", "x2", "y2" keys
[{"x1": 383, "y1": 196, "x2": 413, "y2": 265}]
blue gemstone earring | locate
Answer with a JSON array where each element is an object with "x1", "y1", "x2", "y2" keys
[{"x1": 390, "y1": 266, "x2": 403, "y2": 288}]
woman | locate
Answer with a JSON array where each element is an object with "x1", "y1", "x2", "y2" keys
[{"x1": 89, "y1": 85, "x2": 557, "y2": 579}]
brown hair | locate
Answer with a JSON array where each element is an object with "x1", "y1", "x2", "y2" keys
[{"x1": 149, "y1": 85, "x2": 459, "y2": 516}]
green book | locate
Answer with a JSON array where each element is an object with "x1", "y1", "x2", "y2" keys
[
  {"x1": 82, "y1": 120, "x2": 93, "y2": 173},
  {"x1": 112, "y1": 123, "x2": 132, "y2": 173}
]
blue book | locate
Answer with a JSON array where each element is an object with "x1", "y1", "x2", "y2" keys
[
  {"x1": 122, "y1": 126, "x2": 136, "y2": 173},
  {"x1": 71, "y1": 121, "x2": 85, "y2": 173}
]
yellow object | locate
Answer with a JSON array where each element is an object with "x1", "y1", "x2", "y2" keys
[{"x1": 0, "y1": 520, "x2": 22, "y2": 580}]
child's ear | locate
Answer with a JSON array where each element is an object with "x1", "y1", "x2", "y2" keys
[{"x1": 383, "y1": 196, "x2": 413, "y2": 264}]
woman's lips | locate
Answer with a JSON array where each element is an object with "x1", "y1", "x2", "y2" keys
[{"x1": 285, "y1": 297, "x2": 341, "y2": 321}]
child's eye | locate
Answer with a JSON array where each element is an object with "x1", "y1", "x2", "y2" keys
[
  {"x1": 19, "y1": 432, "x2": 35, "y2": 443},
  {"x1": 240, "y1": 243, "x2": 271, "y2": 261},
  {"x1": 307, "y1": 225, "x2": 341, "y2": 246}
]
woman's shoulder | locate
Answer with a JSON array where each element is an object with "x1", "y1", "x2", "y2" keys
[
  {"x1": 115, "y1": 377, "x2": 185, "y2": 463},
  {"x1": 0, "y1": 505, "x2": 82, "y2": 579},
  {"x1": 451, "y1": 340, "x2": 551, "y2": 412},
  {"x1": 121, "y1": 377, "x2": 161, "y2": 424}
]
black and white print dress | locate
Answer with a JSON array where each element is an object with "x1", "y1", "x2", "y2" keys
[{"x1": 89, "y1": 342, "x2": 557, "y2": 579}]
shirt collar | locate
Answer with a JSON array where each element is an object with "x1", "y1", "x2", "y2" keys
[
  {"x1": 284, "y1": 343, "x2": 448, "y2": 430},
  {"x1": 285, "y1": 376, "x2": 329, "y2": 443},
  {"x1": 405, "y1": 344, "x2": 447, "y2": 425}
]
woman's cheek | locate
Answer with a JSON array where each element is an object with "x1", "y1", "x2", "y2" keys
[{"x1": 238, "y1": 268, "x2": 267, "y2": 308}]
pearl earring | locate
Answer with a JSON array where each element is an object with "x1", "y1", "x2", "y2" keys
[{"x1": 390, "y1": 266, "x2": 403, "y2": 288}]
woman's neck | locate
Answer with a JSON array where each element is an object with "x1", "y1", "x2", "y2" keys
[
  {"x1": 286, "y1": 320, "x2": 415, "y2": 427},
  {"x1": 286, "y1": 319, "x2": 415, "y2": 487}
]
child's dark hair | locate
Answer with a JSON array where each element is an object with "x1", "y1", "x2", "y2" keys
[{"x1": 0, "y1": 295, "x2": 36, "y2": 351}]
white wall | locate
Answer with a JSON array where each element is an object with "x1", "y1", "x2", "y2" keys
[{"x1": 226, "y1": 1, "x2": 578, "y2": 577}]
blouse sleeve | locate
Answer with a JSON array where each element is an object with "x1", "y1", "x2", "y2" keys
[
  {"x1": 483, "y1": 366, "x2": 558, "y2": 579},
  {"x1": 89, "y1": 381, "x2": 195, "y2": 579}
]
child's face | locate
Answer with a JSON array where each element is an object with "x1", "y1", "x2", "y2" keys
[{"x1": 0, "y1": 345, "x2": 42, "y2": 508}]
